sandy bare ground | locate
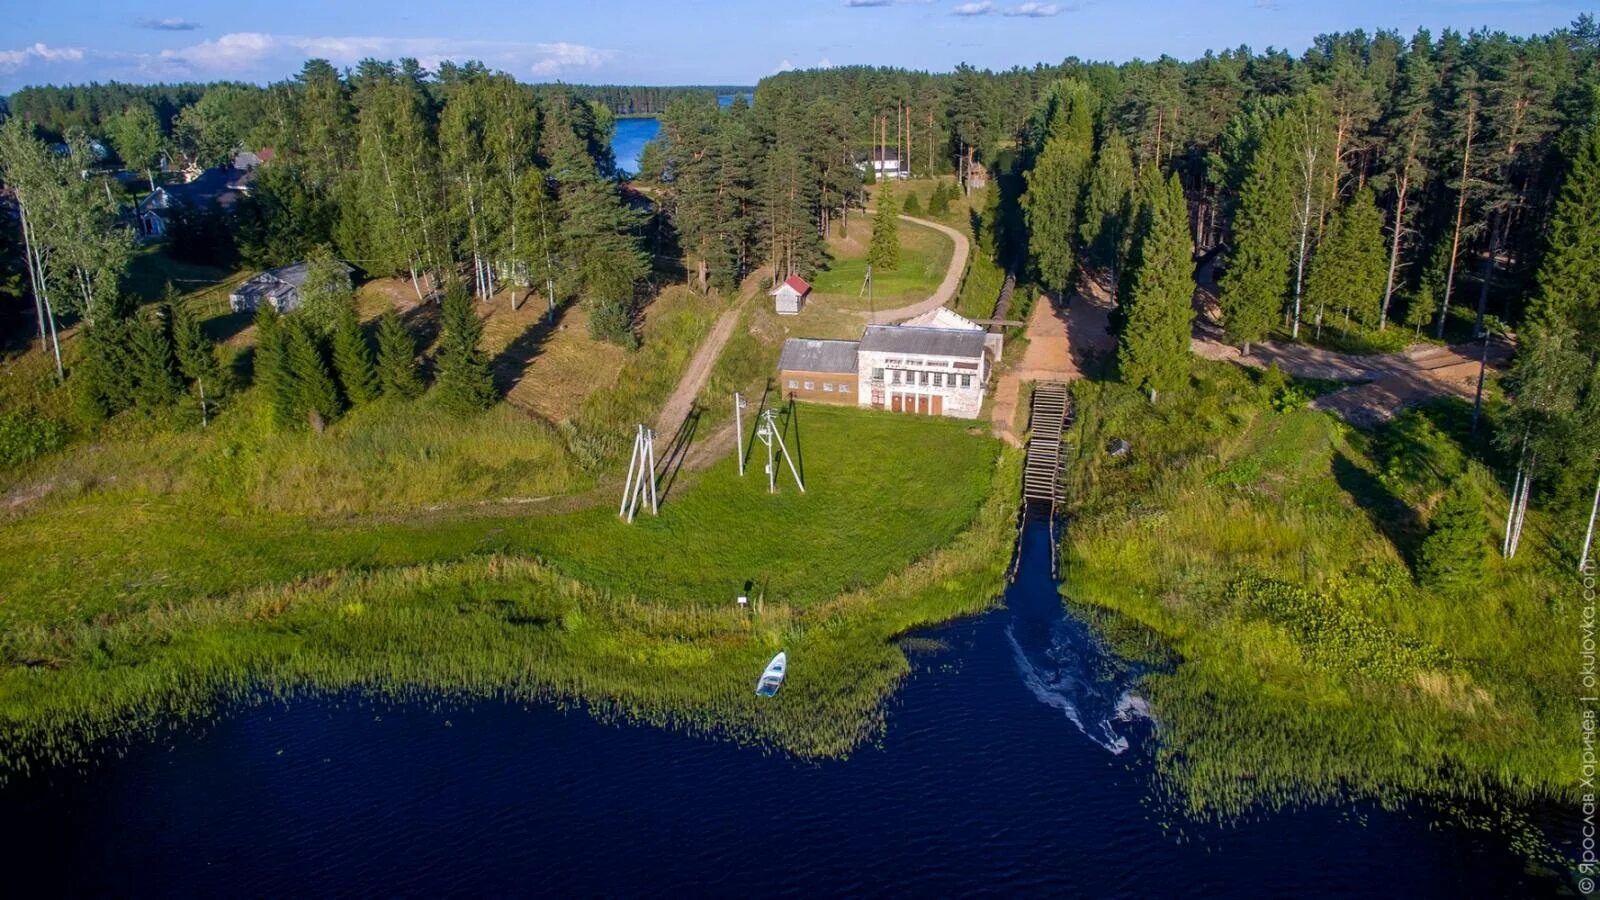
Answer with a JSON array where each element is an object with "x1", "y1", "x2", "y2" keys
[
  {"x1": 990, "y1": 291, "x2": 1115, "y2": 445},
  {"x1": 1193, "y1": 335, "x2": 1511, "y2": 427},
  {"x1": 860, "y1": 213, "x2": 972, "y2": 324}
]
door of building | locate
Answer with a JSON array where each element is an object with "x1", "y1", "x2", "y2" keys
[
  {"x1": 931, "y1": 394, "x2": 943, "y2": 416},
  {"x1": 891, "y1": 394, "x2": 902, "y2": 412}
]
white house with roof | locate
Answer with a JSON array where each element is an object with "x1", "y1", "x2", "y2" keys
[
  {"x1": 858, "y1": 149, "x2": 904, "y2": 179},
  {"x1": 776, "y1": 308, "x2": 994, "y2": 420},
  {"x1": 771, "y1": 274, "x2": 812, "y2": 315},
  {"x1": 856, "y1": 324, "x2": 989, "y2": 418}
]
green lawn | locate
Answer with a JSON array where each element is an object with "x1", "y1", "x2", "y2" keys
[
  {"x1": 808, "y1": 215, "x2": 952, "y2": 310},
  {"x1": 0, "y1": 402, "x2": 1006, "y2": 772}
]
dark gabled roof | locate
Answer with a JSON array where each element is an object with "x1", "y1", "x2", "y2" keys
[
  {"x1": 858, "y1": 325, "x2": 986, "y2": 359},
  {"x1": 778, "y1": 338, "x2": 859, "y2": 374}
]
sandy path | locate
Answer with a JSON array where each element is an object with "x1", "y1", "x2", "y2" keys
[
  {"x1": 655, "y1": 302, "x2": 742, "y2": 435},
  {"x1": 862, "y1": 213, "x2": 972, "y2": 323},
  {"x1": 990, "y1": 292, "x2": 1114, "y2": 445}
]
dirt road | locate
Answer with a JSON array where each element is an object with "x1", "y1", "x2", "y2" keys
[{"x1": 861, "y1": 213, "x2": 972, "y2": 324}]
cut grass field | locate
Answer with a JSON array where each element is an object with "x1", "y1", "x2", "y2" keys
[
  {"x1": 0, "y1": 393, "x2": 1005, "y2": 773},
  {"x1": 1062, "y1": 361, "x2": 1571, "y2": 827},
  {"x1": 808, "y1": 214, "x2": 953, "y2": 310}
]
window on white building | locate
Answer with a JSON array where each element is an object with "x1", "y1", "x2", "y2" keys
[
  {"x1": 919, "y1": 371, "x2": 929, "y2": 386},
  {"x1": 804, "y1": 380, "x2": 814, "y2": 390},
  {"x1": 787, "y1": 379, "x2": 798, "y2": 389},
  {"x1": 933, "y1": 373, "x2": 944, "y2": 387},
  {"x1": 840, "y1": 382, "x2": 852, "y2": 392},
  {"x1": 823, "y1": 382, "x2": 833, "y2": 392},
  {"x1": 960, "y1": 374, "x2": 972, "y2": 388}
]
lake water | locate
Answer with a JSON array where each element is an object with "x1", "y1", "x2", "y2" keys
[
  {"x1": 0, "y1": 521, "x2": 1559, "y2": 895},
  {"x1": 613, "y1": 117, "x2": 660, "y2": 178},
  {"x1": 612, "y1": 94, "x2": 750, "y2": 177}
]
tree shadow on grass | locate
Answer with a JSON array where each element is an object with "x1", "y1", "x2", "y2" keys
[
  {"x1": 201, "y1": 309, "x2": 254, "y2": 345},
  {"x1": 399, "y1": 300, "x2": 444, "y2": 381},
  {"x1": 1332, "y1": 450, "x2": 1423, "y2": 568},
  {"x1": 490, "y1": 301, "x2": 566, "y2": 399}
]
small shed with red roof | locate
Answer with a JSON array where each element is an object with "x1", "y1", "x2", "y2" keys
[{"x1": 770, "y1": 273, "x2": 812, "y2": 316}]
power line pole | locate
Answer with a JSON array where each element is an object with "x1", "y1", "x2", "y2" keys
[
  {"x1": 735, "y1": 391, "x2": 748, "y2": 477},
  {"x1": 619, "y1": 424, "x2": 659, "y2": 522}
]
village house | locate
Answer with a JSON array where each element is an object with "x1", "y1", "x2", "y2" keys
[
  {"x1": 229, "y1": 260, "x2": 354, "y2": 314},
  {"x1": 770, "y1": 273, "x2": 812, "y2": 315},
  {"x1": 777, "y1": 338, "x2": 860, "y2": 405},
  {"x1": 776, "y1": 307, "x2": 995, "y2": 420},
  {"x1": 858, "y1": 148, "x2": 904, "y2": 180}
]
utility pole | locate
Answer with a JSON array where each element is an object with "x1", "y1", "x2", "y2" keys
[
  {"x1": 735, "y1": 392, "x2": 747, "y2": 477},
  {"x1": 755, "y1": 409, "x2": 804, "y2": 494},
  {"x1": 861, "y1": 264, "x2": 874, "y2": 326}
]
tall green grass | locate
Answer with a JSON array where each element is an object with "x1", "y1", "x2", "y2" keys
[
  {"x1": 1062, "y1": 361, "x2": 1572, "y2": 824},
  {"x1": 0, "y1": 437, "x2": 1017, "y2": 776}
]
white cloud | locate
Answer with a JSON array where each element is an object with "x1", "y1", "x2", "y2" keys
[
  {"x1": 953, "y1": 2, "x2": 994, "y2": 15},
  {"x1": 844, "y1": 0, "x2": 893, "y2": 6},
  {"x1": 1003, "y1": 2, "x2": 1062, "y2": 15},
  {"x1": 0, "y1": 43, "x2": 85, "y2": 73},
  {"x1": 774, "y1": 58, "x2": 796, "y2": 73},
  {"x1": 145, "y1": 32, "x2": 611, "y2": 79},
  {"x1": 529, "y1": 41, "x2": 608, "y2": 76},
  {"x1": 817, "y1": 57, "x2": 834, "y2": 68}
]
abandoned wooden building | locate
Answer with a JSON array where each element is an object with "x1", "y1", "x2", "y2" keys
[{"x1": 229, "y1": 260, "x2": 354, "y2": 314}]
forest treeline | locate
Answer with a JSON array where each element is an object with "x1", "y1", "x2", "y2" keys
[{"x1": 2, "y1": 19, "x2": 1599, "y2": 557}]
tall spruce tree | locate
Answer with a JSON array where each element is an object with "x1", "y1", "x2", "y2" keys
[
  {"x1": 433, "y1": 282, "x2": 496, "y2": 414},
  {"x1": 1118, "y1": 171, "x2": 1195, "y2": 402},
  {"x1": 375, "y1": 310, "x2": 424, "y2": 400},
  {"x1": 283, "y1": 317, "x2": 342, "y2": 427},
  {"x1": 1303, "y1": 187, "x2": 1388, "y2": 333},
  {"x1": 1219, "y1": 106, "x2": 1296, "y2": 354},
  {"x1": 131, "y1": 307, "x2": 182, "y2": 414},
  {"x1": 1022, "y1": 80, "x2": 1096, "y2": 296},
  {"x1": 868, "y1": 181, "x2": 901, "y2": 271},
  {"x1": 1416, "y1": 477, "x2": 1490, "y2": 593},
  {"x1": 1527, "y1": 122, "x2": 1600, "y2": 347},
  {"x1": 1079, "y1": 128, "x2": 1135, "y2": 295},
  {"x1": 252, "y1": 303, "x2": 297, "y2": 429},
  {"x1": 330, "y1": 309, "x2": 380, "y2": 407},
  {"x1": 171, "y1": 295, "x2": 222, "y2": 424}
]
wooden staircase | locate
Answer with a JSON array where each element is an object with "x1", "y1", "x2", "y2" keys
[{"x1": 1023, "y1": 382, "x2": 1071, "y2": 504}]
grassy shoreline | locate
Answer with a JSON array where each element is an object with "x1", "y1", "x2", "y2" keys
[
  {"x1": 0, "y1": 403, "x2": 1014, "y2": 776},
  {"x1": 1061, "y1": 361, "x2": 1572, "y2": 826}
]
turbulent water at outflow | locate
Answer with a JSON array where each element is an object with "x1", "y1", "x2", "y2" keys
[{"x1": 0, "y1": 521, "x2": 1554, "y2": 896}]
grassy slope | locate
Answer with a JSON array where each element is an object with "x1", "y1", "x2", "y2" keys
[
  {"x1": 808, "y1": 214, "x2": 953, "y2": 309},
  {"x1": 1064, "y1": 361, "x2": 1569, "y2": 819}
]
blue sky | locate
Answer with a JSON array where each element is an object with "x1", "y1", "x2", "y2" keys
[{"x1": 2, "y1": 0, "x2": 1592, "y2": 92}]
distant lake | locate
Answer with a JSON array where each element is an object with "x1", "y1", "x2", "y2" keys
[
  {"x1": 612, "y1": 117, "x2": 660, "y2": 178},
  {"x1": 612, "y1": 93, "x2": 752, "y2": 177}
]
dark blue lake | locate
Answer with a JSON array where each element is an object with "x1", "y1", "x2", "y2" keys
[
  {"x1": 613, "y1": 116, "x2": 660, "y2": 177},
  {"x1": 0, "y1": 522, "x2": 1560, "y2": 895}
]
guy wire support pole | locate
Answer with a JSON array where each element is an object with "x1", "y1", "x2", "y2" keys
[{"x1": 620, "y1": 423, "x2": 642, "y2": 519}]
